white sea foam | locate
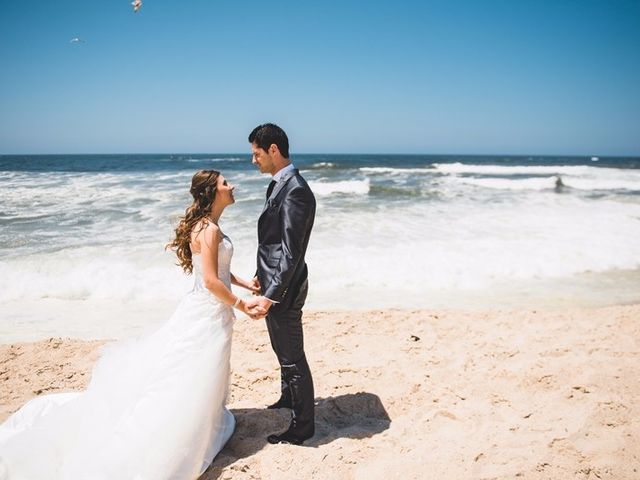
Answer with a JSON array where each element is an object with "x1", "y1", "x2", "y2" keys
[
  {"x1": 433, "y1": 162, "x2": 639, "y2": 177},
  {"x1": 0, "y1": 248, "x2": 188, "y2": 303},
  {"x1": 451, "y1": 175, "x2": 639, "y2": 191},
  {"x1": 5, "y1": 193, "x2": 639, "y2": 308},
  {"x1": 2, "y1": 159, "x2": 640, "y2": 339},
  {"x1": 561, "y1": 178, "x2": 640, "y2": 191},
  {"x1": 432, "y1": 162, "x2": 640, "y2": 192},
  {"x1": 308, "y1": 179, "x2": 370, "y2": 196},
  {"x1": 309, "y1": 195, "x2": 640, "y2": 297},
  {"x1": 455, "y1": 176, "x2": 559, "y2": 190}
]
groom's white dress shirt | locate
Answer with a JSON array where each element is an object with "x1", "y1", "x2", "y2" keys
[{"x1": 272, "y1": 163, "x2": 295, "y2": 183}]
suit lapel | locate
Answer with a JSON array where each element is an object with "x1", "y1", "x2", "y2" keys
[{"x1": 260, "y1": 169, "x2": 298, "y2": 216}]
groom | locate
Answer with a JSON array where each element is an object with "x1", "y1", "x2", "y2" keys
[{"x1": 245, "y1": 123, "x2": 316, "y2": 445}]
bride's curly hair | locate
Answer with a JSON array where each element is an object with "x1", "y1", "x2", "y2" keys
[{"x1": 166, "y1": 170, "x2": 220, "y2": 274}]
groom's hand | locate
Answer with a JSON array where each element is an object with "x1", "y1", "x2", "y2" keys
[
  {"x1": 244, "y1": 296, "x2": 272, "y2": 319},
  {"x1": 254, "y1": 296, "x2": 273, "y2": 315},
  {"x1": 243, "y1": 297, "x2": 265, "y2": 318},
  {"x1": 243, "y1": 303, "x2": 266, "y2": 320}
]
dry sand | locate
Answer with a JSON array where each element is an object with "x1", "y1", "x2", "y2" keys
[{"x1": 1, "y1": 306, "x2": 639, "y2": 479}]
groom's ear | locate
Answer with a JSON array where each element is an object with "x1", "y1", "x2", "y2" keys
[{"x1": 269, "y1": 144, "x2": 280, "y2": 156}]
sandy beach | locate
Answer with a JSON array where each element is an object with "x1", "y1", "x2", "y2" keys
[{"x1": 1, "y1": 306, "x2": 639, "y2": 479}]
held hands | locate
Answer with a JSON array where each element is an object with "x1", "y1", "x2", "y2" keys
[
  {"x1": 241, "y1": 277, "x2": 266, "y2": 319},
  {"x1": 243, "y1": 296, "x2": 273, "y2": 320},
  {"x1": 234, "y1": 277, "x2": 271, "y2": 319}
]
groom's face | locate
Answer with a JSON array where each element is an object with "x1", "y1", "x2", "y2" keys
[{"x1": 251, "y1": 143, "x2": 276, "y2": 175}]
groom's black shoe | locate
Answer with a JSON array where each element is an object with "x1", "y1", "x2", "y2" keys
[
  {"x1": 268, "y1": 358, "x2": 315, "y2": 445},
  {"x1": 267, "y1": 421, "x2": 314, "y2": 445},
  {"x1": 267, "y1": 395, "x2": 292, "y2": 409}
]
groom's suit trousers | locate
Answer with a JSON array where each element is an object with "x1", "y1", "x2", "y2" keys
[
  {"x1": 266, "y1": 278, "x2": 308, "y2": 366},
  {"x1": 266, "y1": 278, "x2": 314, "y2": 430}
]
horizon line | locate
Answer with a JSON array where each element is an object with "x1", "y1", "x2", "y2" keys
[{"x1": 2, "y1": 152, "x2": 639, "y2": 158}]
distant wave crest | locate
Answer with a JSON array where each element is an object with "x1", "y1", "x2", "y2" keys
[
  {"x1": 455, "y1": 176, "x2": 640, "y2": 191},
  {"x1": 310, "y1": 162, "x2": 336, "y2": 169},
  {"x1": 433, "y1": 162, "x2": 627, "y2": 176},
  {"x1": 309, "y1": 179, "x2": 370, "y2": 196},
  {"x1": 456, "y1": 176, "x2": 560, "y2": 191},
  {"x1": 359, "y1": 167, "x2": 433, "y2": 174}
]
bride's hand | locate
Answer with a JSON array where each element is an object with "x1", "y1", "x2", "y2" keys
[{"x1": 247, "y1": 276, "x2": 261, "y2": 295}]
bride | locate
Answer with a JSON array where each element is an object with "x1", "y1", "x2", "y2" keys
[{"x1": 0, "y1": 170, "x2": 262, "y2": 479}]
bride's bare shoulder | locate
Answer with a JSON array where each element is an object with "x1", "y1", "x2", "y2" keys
[{"x1": 192, "y1": 220, "x2": 221, "y2": 252}]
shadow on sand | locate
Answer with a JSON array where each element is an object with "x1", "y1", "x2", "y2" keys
[{"x1": 200, "y1": 392, "x2": 390, "y2": 478}]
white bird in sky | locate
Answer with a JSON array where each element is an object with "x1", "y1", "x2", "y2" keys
[
  {"x1": 132, "y1": 0, "x2": 142, "y2": 12},
  {"x1": 70, "y1": 37, "x2": 85, "y2": 44}
]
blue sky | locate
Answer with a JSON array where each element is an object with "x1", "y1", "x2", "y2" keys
[{"x1": 1, "y1": 0, "x2": 639, "y2": 155}]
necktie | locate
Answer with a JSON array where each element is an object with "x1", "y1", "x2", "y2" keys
[{"x1": 266, "y1": 180, "x2": 277, "y2": 199}]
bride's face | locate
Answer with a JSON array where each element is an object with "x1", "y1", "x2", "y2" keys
[{"x1": 215, "y1": 175, "x2": 235, "y2": 206}]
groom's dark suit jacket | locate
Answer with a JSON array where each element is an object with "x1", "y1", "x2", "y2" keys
[{"x1": 257, "y1": 169, "x2": 316, "y2": 306}]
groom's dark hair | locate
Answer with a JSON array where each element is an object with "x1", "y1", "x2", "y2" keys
[{"x1": 248, "y1": 123, "x2": 290, "y2": 158}]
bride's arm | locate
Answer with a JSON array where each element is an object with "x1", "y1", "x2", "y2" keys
[
  {"x1": 200, "y1": 223, "x2": 251, "y2": 311},
  {"x1": 230, "y1": 273, "x2": 260, "y2": 294}
]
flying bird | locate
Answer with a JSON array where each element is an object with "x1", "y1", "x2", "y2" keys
[
  {"x1": 70, "y1": 37, "x2": 85, "y2": 44},
  {"x1": 132, "y1": 0, "x2": 142, "y2": 12}
]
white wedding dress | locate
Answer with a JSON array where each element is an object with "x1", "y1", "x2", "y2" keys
[{"x1": 0, "y1": 236, "x2": 237, "y2": 480}]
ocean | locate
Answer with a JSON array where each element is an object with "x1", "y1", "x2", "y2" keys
[{"x1": 1, "y1": 153, "x2": 639, "y2": 341}]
